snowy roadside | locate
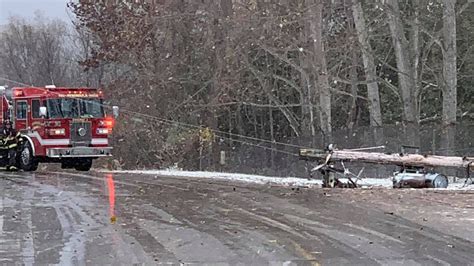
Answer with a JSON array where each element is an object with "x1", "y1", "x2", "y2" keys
[
  {"x1": 100, "y1": 169, "x2": 474, "y2": 190},
  {"x1": 97, "y1": 169, "x2": 379, "y2": 187},
  {"x1": 102, "y1": 169, "x2": 322, "y2": 187}
]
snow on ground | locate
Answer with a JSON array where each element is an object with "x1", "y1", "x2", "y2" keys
[
  {"x1": 105, "y1": 169, "x2": 322, "y2": 187},
  {"x1": 103, "y1": 169, "x2": 474, "y2": 190},
  {"x1": 444, "y1": 181, "x2": 474, "y2": 190},
  {"x1": 100, "y1": 169, "x2": 389, "y2": 188}
]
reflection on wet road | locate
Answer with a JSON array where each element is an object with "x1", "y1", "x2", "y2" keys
[
  {"x1": 106, "y1": 174, "x2": 116, "y2": 224},
  {"x1": 0, "y1": 171, "x2": 151, "y2": 264},
  {"x1": 0, "y1": 171, "x2": 472, "y2": 264}
]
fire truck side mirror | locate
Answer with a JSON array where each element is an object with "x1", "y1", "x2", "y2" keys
[
  {"x1": 39, "y1": 106, "x2": 47, "y2": 117},
  {"x1": 112, "y1": 106, "x2": 119, "y2": 118}
]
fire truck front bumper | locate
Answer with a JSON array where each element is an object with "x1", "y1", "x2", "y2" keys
[{"x1": 47, "y1": 147, "x2": 113, "y2": 158}]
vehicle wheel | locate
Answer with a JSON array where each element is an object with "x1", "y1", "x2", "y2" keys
[
  {"x1": 20, "y1": 142, "x2": 38, "y2": 171},
  {"x1": 74, "y1": 159, "x2": 92, "y2": 171},
  {"x1": 61, "y1": 161, "x2": 74, "y2": 169}
]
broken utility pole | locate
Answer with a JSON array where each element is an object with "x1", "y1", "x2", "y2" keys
[
  {"x1": 300, "y1": 148, "x2": 474, "y2": 170},
  {"x1": 300, "y1": 146, "x2": 473, "y2": 188}
]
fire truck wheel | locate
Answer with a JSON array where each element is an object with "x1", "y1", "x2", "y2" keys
[
  {"x1": 61, "y1": 161, "x2": 74, "y2": 169},
  {"x1": 20, "y1": 142, "x2": 38, "y2": 171},
  {"x1": 75, "y1": 159, "x2": 92, "y2": 171}
]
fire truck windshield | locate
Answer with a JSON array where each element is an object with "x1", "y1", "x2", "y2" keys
[{"x1": 47, "y1": 98, "x2": 104, "y2": 119}]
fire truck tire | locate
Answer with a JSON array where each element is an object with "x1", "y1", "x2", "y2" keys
[
  {"x1": 20, "y1": 142, "x2": 38, "y2": 171},
  {"x1": 75, "y1": 159, "x2": 92, "y2": 171},
  {"x1": 61, "y1": 161, "x2": 74, "y2": 169}
]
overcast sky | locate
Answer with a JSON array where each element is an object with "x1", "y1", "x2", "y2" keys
[{"x1": 0, "y1": 0, "x2": 72, "y2": 25}]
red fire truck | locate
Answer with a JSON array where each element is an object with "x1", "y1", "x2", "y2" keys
[{"x1": 0, "y1": 85, "x2": 118, "y2": 171}]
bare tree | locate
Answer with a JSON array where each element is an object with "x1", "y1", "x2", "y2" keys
[
  {"x1": 67, "y1": 0, "x2": 473, "y2": 170},
  {"x1": 442, "y1": 0, "x2": 457, "y2": 126},
  {"x1": 0, "y1": 16, "x2": 73, "y2": 87},
  {"x1": 439, "y1": 0, "x2": 458, "y2": 158},
  {"x1": 308, "y1": 0, "x2": 332, "y2": 139},
  {"x1": 351, "y1": 0, "x2": 382, "y2": 127},
  {"x1": 385, "y1": 0, "x2": 417, "y2": 127}
]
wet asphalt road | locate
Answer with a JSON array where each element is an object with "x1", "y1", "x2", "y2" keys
[{"x1": 0, "y1": 171, "x2": 473, "y2": 265}]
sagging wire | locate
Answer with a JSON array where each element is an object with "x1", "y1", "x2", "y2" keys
[
  {"x1": 0, "y1": 77, "x2": 304, "y2": 157},
  {"x1": 121, "y1": 110, "x2": 300, "y2": 157},
  {"x1": 425, "y1": 146, "x2": 474, "y2": 154},
  {"x1": 10, "y1": 77, "x2": 469, "y2": 158},
  {"x1": 120, "y1": 109, "x2": 309, "y2": 150},
  {"x1": 116, "y1": 109, "x2": 474, "y2": 158},
  {"x1": 0, "y1": 77, "x2": 33, "y2": 87},
  {"x1": 1, "y1": 76, "x2": 310, "y2": 149}
]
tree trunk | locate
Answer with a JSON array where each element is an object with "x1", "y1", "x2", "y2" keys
[
  {"x1": 347, "y1": 47, "x2": 358, "y2": 129},
  {"x1": 386, "y1": 0, "x2": 417, "y2": 126},
  {"x1": 297, "y1": 17, "x2": 315, "y2": 139},
  {"x1": 411, "y1": 0, "x2": 421, "y2": 114},
  {"x1": 269, "y1": 99, "x2": 275, "y2": 171},
  {"x1": 299, "y1": 54, "x2": 316, "y2": 139},
  {"x1": 442, "y1": 0, "x2": 457, "y2": 126},
  {"x1": 351, "y1": 0, "x2": 383, "y2": 127},
  {"x1": 308, "y1": 0, "x2": 332, "y2": 140},
  {"x1": 440, "y1": 0, "x2": 458, "y2": 178},
  {"x1": 203, "y1": 0, "x2": 233, "y2": 170}
]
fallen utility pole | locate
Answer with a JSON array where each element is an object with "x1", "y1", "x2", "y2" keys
[
  {"x1": 300, "y1": 149, "x2": 474, "y2": 170},
  {"x1": 300, "y1": 146, "x2": 473, "y2": 188}
]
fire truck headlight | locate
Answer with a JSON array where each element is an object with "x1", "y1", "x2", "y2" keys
[
  {"x1": 96, "y1": 128, "x2": 110, "y2": 135},
  {"x1": 49, "y1": 128, "x2": 65, "y2": 136}
]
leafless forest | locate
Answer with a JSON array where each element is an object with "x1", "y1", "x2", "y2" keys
[{"x1": 0, "y1": 0, "x2": 473, "y2": 174}]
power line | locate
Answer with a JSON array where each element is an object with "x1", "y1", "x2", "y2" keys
[
  {"x1": 3, "y1": 76, "x2": 471, "y2": 158},
  {"x1": 134, "y1": 115, "x2": 299, "y2": 157},
  {"x1": 426, "y1": 146, "x2": 474, "y2": 153},
  {"x1": 0, "y1": 77, "x2": 33, "y2": 87},
  {"x1": 0, "y1": 77, "x2": 307, "y2": 156},
  {"x1": 120, "y1": 109, "x2": 309, "y2": 150}
]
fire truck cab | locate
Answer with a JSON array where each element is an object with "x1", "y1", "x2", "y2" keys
[{"x1": 0, "y1": 85, "x2": 117, "y2": 171}]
